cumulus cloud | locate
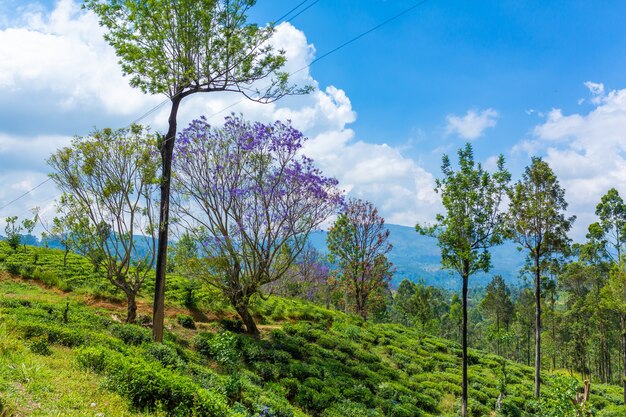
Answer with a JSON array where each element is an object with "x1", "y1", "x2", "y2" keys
[
  {"x1": 519, "y1": 84, "x2": 626, "y2": 240},
  {"x1": 445, "y1": 108, "x2": 499, "y2": 140},
  {"x1": 0, "y1": 1, "x2": 440, "y2": 231}
]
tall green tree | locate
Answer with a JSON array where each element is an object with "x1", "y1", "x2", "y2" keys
[
  {"x1": 602, "y1": 262, "x2": 626, "y2": 404},
  {"x1": 417, "y1": 143, "x2": 510, "y2": 417},
  {"x1": 588, "y1": 188, "x2": 626, "y2": 263},
  {"x1": 506, "y1": 157, "x2": 574, "y2": 398},
  {"x1": 86, "y1": 0, "x2": 308, "y2": 341}
]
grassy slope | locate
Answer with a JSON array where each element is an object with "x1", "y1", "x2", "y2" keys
[{"x1": 1, "y1": 242, "x2": 625, "y2": 417}]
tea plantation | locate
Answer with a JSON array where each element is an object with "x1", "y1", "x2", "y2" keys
[{"x1": 1, "y1": 242, "x2": 626, "y2": 416}]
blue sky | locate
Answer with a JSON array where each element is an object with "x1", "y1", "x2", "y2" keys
[{"x1": 2, "y1": 0, "x2": 626, "y2": 240}]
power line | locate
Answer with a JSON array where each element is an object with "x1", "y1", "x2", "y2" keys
[
  {"x1": 0, "y1": 0, "x2": 323, "y2": 214},
  {"x1": 308, "y1": 0, "x2": 429, "y2": 69},
  {"x1": 275, "y1": 0, "x2": 310, "y2": 24},
  {"x1": 286, "y1": 0, "x2": 320, "y2": 22},
  {"x1": 197, "y1": 0, "x2": 430, "y2": 122},
  {"x1": 1, "y1": 0, "x2": 424, "y2": 213},
  {"x1": 0, "y1": 178, "x2": 53, "y2": 212}
]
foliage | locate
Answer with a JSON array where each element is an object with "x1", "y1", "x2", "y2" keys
[
  {"x1": 173, "y1": 115, "x2": 342, "y2": 337},
  {"x1": 177, "y1": 314, "x2": 196, "y2": 329},
  {"x1": 507, "y1": 157, "x2": 574, "y2": 398},
  {"x1": 85, "y1": 0, "x2": 309, "y2": 343},
  {"x1": 481, "y1": 276, "x2": 514, "y2": 356},
  {"x1": 3, "y1": 216, "x2": 21, "y2": 251},
  {"x1": 327, "y1": 198, "x2": 393, "y2": 320},
  {"x1": 417, "y1": 143, "x2": 510, "y2": 417},
  {"x1": 48, "y1": 125, "x2": 160, "y2": 323}
]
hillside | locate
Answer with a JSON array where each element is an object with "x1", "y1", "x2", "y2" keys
[
  {"x1": 4, "y1": 224, "x2": 526, "y2": 290},
  {"x1": 309, "y1": 224, "x2": 526, "y2": 289},
  {"x1": 1, "y1": 243, "x2": 625, "y2": 416}
]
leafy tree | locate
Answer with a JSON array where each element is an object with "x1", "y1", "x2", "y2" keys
[
  {"x1": 86, "y1": 0, "x2": 309, "y2": 342},
  {"x1": 48, "y1": 125, "x2": 160, "y2": 323},
  {"x1": 268, "y1": 243, "x2": 331, "y2": 302},
  {"x1": 3, "y1": 216, "x2": 22, "y2": 251},
  {"x1": 390, "y1": 279, "x2": 417, "y2": 326},
  {"x1": 559, "y1": 262, "x2": 596, "y2": 380},
  {"x1": 20, "y1": 213, "x2": 38, "y2": 252},
  {"x1": 481, "y1": 275, "x2": 514, "y2": 356},
  {"x1": 507, "y1": 157, "x2": 574, "y2": 398},
  {"x1": 602, "y1": 261, "x2": 626, "y2": 404},
  {"x1": 327, "y1": 198, "x2": 394, "y2": 320},
  {"x1": 417, "y1": 143, "x2": 509, "y2": 417},
  {"x1": 588, "y1": 188, "x2": 626, "y2": 263},
  {"x1": 172, "y1": 116, "x2": 341, "y2": 338}
]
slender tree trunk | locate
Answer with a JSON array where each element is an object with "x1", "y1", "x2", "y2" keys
[
  {"x1": 126, "y1": 291, "x2": 137, "y2": 324},
  {"x1": 152, "y1": 96, "x2": 182, "y2": 342},
  {"x1": 496, "y1": 315, "x2": 500, "y2": 356},
  {"x1": 534, "y1": 255, "x2": 542, "y2": 399},
  {"x1": 461, "y1": 263, "x2": 469, "y2": 417},
  {"x1": 527, "y1": 327, "x2": 531, "y2": 367},
  {"x1": 551, "y1": 293, "x2": 556, "y2": 370},
  {"x1": 620, "y1": 313, "x2": 626, "y2": 405}
]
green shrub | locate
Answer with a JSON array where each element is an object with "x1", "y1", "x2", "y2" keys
[
  {"x1": 598, "y1": 405, "x2": 626, "y2": 417},
  {"x1": 29, "y1": 336, "x2": 52, "y2": 356},
  {"x1": 33, "y1": 267, "x2": 60, "y2": 287},
  {"x1": 144, "y1": 343, "x2": 183, "y2": 369},
  {"x1": 21, "y1": 323, "x2": 85, "y2": 347},
  {"x1": 177, "y1": 314, "x2": 196, "y2": 329},
  {"x1": 219, "y1": 318, "x2": 244, "y2": 332},
  {"x1": 5, "y1": 260, "x2": 20, "y2": 275},
  {"x1": 110, "y1": 323, "x2": 151, "y2": 346},
  {"x1": 76, "y1": 346, "x2": 230, "y2": 416},
  {"x1": 194, "y1": 331, "x2": 240, "y2": 369}
]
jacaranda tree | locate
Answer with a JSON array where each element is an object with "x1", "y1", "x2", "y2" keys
[
  {"x1": 173, "y1": 115, "x2": 342, "y2": 338},
  {"x1": 86, "y1": 0, "x2": 309, "y2": 341}
]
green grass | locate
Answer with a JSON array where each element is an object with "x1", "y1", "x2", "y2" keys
[{"x1": 2, "y1": 241, "x2": 626, "y2": 416}]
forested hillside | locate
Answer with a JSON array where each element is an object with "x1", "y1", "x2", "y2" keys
[{"x1": 1, "y1": 242, "x2": 625, "y2": 417}]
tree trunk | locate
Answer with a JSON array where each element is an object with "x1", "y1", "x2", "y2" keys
[
  {"x1": 237, "y1": 304, "x2": 260, "y2": 339},
  {"x1": 496, "y1": 315, "x2": 500, "y2": 356},
  {"x1": 152, "y1": 96, "x2": 182, "y2": 343},
  {"x1": 126, "y1": 290, "x2": 137, "y2": 324},
  {"x1": 620, "y1": 313, "x2": 626, "y2": 405},
  {"x1": 534, "y1": 255, "x2": 542, "y2": 399},
  {"x1": 461, "y1": 264, "x2": 469, "y2": 417}
]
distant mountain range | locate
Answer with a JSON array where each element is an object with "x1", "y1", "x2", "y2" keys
[
  {"x1": 309, "y1": 224, "x2": 527, "y2": 290},
  {"x1": 3, "y1": 224, "x2": 527, "y2": 290}
]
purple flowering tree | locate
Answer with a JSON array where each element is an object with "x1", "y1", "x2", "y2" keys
[{"x1": 173, "y1": 116, "x2": 342, "y2": 338}]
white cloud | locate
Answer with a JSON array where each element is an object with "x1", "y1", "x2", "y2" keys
[
  {"x1": 522, "y1": 84, "x2": 626, "y2": 240},
  {"x1": 0, "y1": 1, "x2": 440, "y2": 232},
  {"x1": 584, "y1": 81, "x2": 605, "y2": 104},
  {"x1": 445, "y1": 108, "x2": 499, "y2": 140},
  {"x1": 0, "y1": 0, "x2": 160, "y2": 115}
]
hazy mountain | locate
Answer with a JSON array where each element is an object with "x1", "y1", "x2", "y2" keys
[
  {"x1": 309, "y1": 224, "x2": 527, "y2": 290},
  {"x1": 5, "y1": 224, "x2": 526, "y2": 290}
]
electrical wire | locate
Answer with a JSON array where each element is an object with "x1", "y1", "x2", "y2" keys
[
  {"x1": 197, "y1": 0, "x2": 431, "y2": 122},
  {"x1": 0, "y1": 0, "x2": 429, "y2": 213},
  {"x1": 0, "y1": 178, "x2": 53, "y2": 212},
  {"x1": 275, "y1": 0, "x2": 310, "y2": 24}
]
